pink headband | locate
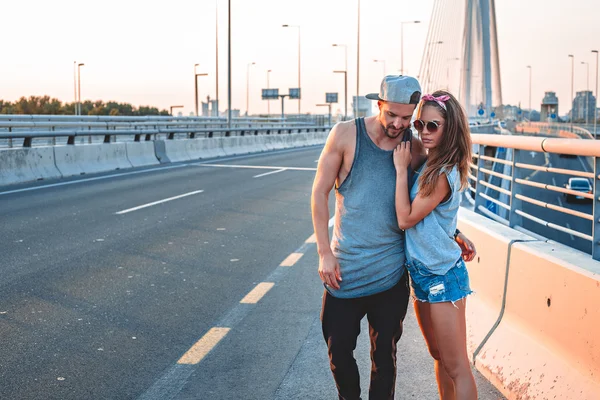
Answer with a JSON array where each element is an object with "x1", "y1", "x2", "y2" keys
[{"x1": 421, "y1": 94, "x2": 450, "y2": 110}]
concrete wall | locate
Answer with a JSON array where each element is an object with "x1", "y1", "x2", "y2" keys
[
  {"x1": 0, "y1": 131, "x2": 329, "y2": 186},
  {"x1": 458, "y1": 208, "x2": 600, "y2": 399}
]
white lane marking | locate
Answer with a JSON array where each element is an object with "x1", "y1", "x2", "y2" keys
[
  {"x1": 253, "y1": 168, "x2": 287, "y2": 178},
  {"x1": 552, "y1": 177, "x2": 557, "y2": 187},
  {"x1": 115, "y1": 190, "x2": 204, "y2": 215},
  {"x1": 557, "y1": 196, "x2": 563, "y2": 207},
  {"x1": 240, "y1": 282, "x2": 275, "y2": 304},
  {"x1": 328, "y1": 217, "x2": 334, "y2": 227},
  {"x1": 177, "y1": 327, "x2": 230, "y2": 365},
  {"x1": 0, "y1": 164, "x2": 188, "y2": 197},
  {"x1": 565, "y1": 223, "x2": 576, "y2": 241},
  {"x1": 280, "y1": 253, "x2": 304, "y2": 267},
  {"x1": 194, "y1": 163, "x2": 316, "y2": 171}
]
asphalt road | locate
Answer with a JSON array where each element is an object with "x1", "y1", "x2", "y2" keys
[{"x1": 0, "y1": 146, "x2": 504, "y2": 399}]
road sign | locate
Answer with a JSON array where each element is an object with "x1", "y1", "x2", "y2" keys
[
  {"x1": 517, "y1": 109, "x2": 522, "y2": 115},
  {"x1": 490, "y1": 112, "x2": 496, "y2": 118},
  {"x1": 478, "y1": 109, "x2": 485, "y2": 116},
  {"x1": 289, "y1": 88, "x2": 301, "y2": 99},
  {"x1": 551, "y1": 113, "x2": 557, "y2": 119},
  {"x1": 325, "y1": 93, "x2": 338, "y2": 103},
  {"x1": 262, "y1": 88, "x2": 279, "y2": 100}
]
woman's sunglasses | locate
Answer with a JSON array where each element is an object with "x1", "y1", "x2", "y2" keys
[{"x1": 413, "y1": 119, "x2": 443, "y2": 133}]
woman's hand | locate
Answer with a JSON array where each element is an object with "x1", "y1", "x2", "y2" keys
[
  {"x1": 456, "y1": 232, "x2": 477, "y2": 262},
  {"x1": 393, "y1": 141, "x2": 412, "y2": 172}
]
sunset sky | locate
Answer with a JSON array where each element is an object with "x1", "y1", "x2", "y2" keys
[{"x1": 1, "y1": 0, "x2": 599, "y2": 116}]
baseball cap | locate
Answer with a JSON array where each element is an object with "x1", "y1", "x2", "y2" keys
[{"x1": 365, "y1": 75, "x2": 422, "y2": 104}]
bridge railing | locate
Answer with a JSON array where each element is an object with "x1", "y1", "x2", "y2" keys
[
  {"x1": 0, "y1": 114, "x2": 329, "y2": 148},
  {"x1": 516, "y1": 121, "x2": 594, "y2": 139},
  {"x1": 467, "y1": 134, "x2": 600, "y2": 260}
]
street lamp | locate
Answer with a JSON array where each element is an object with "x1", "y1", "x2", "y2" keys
[
  {"x1": 316, "y1": 103, "x2": 332, "y2": 126},
  {"x1": 592, "y1": 50, "x2": 599, "y2": 136},
  {"x1": 373, "y1": 59, "x2": 386, "y2": 77},
  {"x1": 526, "y1": 65, "x2": 532, "y2": 113},
  {"x1": 282, "y1": 24, "x2": 301, "y2": 115},
  {"x1": 333, "y1": 43, "x2": 348, "y2": 120},
  {"x1": 569, "y1": 54, "x2": 575, "y2": 131},
  {"x1": 267, "y1": 69, "x2": 272, "y2": 116},
  {"x1": 73, "y1": 61, "x2": 77, "y2": 115},
  {"x1": 246, "y1": 62, "x2": 255, "y2": 116},
  {"x1": 170, "y1": 105, "x2": 184, "y2": 116},
  {"x1": 77, "y1": 63, "x2": 85, "y2": 116},
  {"x1": 194, "y1": 64, "x2": 208, "y2": 117},
  {"x1": 215, "y1": 0, "x2": 219, "y2": 117},
  {"x1": 400, "y1": 20, "x2": 420, "y2": 75},
  {"x1": 582, "y1": 61, "x2": 590, "y2": 125}
]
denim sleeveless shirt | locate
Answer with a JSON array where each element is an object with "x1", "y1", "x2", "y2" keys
[
  {"x1": 329, "y1": 118, "x2": 410, "y2": 298},
  {"x1": 405, "y1": 162, "x2": 462, "y2": 274}
]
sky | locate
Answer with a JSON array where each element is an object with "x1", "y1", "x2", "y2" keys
[{"x1": 1, "y1": 0, "x2": 599, "y2": 116}]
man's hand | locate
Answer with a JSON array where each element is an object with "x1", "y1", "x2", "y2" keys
[
  {"x1": 393, "y1": 141, "x2": 412, "y2": 172},
  {"x1": 456, "y1": 232, "x2": 477, "y2": 262},
  {"x1": 318, "y1": 252, "x2": 342, "y2": 290}
]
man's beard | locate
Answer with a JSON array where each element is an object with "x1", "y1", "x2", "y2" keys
[{"x1": 380, "y1": 122, "x2": 404, "y2": 139}]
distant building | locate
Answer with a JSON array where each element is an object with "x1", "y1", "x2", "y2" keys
[
  {"x1": 502, "y1": 105, "x2": 520, "y2": 120},
  {"x1": 352, "y1": 96, "x2": 374, "y2": 118},
  {"x1": 224, "y1": 109, "x2": 241, "y2": 118},
  {"x1": 540, "y1": 92, "x2": 559, "y2": 122},
  {"x1": 571, "y1": 91, "x2": 596, "y2": 123}
]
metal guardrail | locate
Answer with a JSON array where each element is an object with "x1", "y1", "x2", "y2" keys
[
  {"x1": 467, "y1": 133, "x2": 600, "y2": 260},
  {"x1": 0, "y1": 125, "x2": 331, "y2": 148},
  {"x1": 0, "y1": 114, "x2": 330, "y2": 148}
]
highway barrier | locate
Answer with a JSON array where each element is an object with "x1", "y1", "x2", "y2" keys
[{"x1": 458, "y1": 208, "x2": 600, "y2": 399}]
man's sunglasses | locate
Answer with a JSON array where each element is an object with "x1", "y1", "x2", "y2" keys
[{"x1": 413, "y1": 119, "x2": 443, "y2": 133}]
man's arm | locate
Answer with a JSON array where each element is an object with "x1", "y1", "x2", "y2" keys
[{"x1": 311, "y1": 123, "x2": 347, "y2": 289}]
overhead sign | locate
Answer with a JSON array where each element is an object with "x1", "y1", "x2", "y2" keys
[
  {"x1": 289, "y1": 88, "x2": 301, "y2": 99},
  {"x1": 262, "y1": 88, "x2": 279, "y2": 100},
  {"x1": 325, "y1": 93, "x2": 338, "y2": 104}
]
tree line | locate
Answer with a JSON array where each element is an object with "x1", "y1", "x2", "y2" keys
[{"x1": 0, "y1": 96, "x2": 170, "y2": 116}]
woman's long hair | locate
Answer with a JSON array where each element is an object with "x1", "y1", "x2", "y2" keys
[{"x1": 417, "y1": 90, "x2": 472, "y2": 197}]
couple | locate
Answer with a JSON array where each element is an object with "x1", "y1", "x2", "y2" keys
[{"x1": 311, "y1": 75, "x2": 477, "y2": 400}]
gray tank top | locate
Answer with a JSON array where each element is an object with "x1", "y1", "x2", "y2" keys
[{"x1": 329, "y1": 118, "x2": 408, "y2": 298}]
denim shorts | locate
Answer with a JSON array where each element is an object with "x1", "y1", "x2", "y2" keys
[{"x1": 406, "y1": 258, "x2": 472, "y2": 303}]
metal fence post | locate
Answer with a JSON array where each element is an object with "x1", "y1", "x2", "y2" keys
[
  {"x1": 508, "y1": 149, "x2": 524, "y2": 228},
  {"x1": 593, "y1": 156, "x2": 600, "y2": 260},
  {"x1": 474, "y1": 144, "x2": 486, "y2": 215}
]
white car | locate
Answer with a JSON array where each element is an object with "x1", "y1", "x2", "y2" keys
[{"x1": 564, "y1": 178, "x2": 592, "y2": 203}]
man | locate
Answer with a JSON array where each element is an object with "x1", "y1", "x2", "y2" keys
[{"x1": 311, "y1": 75, "x2": 475, "y2": 400}]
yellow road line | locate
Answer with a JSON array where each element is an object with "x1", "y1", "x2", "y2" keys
[
  {"x1": 280, "y1": 253, "x2": 304, "y2": 267},
  {"x1": 177, "y1": 327, "x2": 230, "y2": 365},
  {"x1": 240, "y1": 282, "x2": 275, "y2": 304}
]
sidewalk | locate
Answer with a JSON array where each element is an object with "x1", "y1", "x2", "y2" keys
[{"x1": 274, "y1": 295, "x2": 506, "y2": 399}]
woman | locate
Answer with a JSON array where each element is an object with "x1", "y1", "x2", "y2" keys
[{"x1": 393, "y1": 90, "x2": 477, "y2": 399}]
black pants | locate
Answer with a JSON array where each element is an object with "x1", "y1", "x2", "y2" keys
[{"x1": 321, "y1": 273, "x2": 410, "y2": 400}]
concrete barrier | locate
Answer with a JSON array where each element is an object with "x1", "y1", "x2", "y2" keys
[
  {"x1": 161, "y1": 139, "x2": 193, "y2": 162},
  {"x1": 458, "y1": 207, "x2": 600, "y2": 399},
  {"x1": 0, "y1": 147, "x2": 62, "y2": 185},
  {"x1": 54, "y1": 143, "x2": 132, "y2": 176},
  {"x1": 125, "y1": 142, "x2": 160, "y2": 167}
]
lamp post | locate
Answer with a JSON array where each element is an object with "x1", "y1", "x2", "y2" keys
[
  {"x1": 569, "y1": 54, "x2": 575, "y2": 131},
  {"x1": 246, "y1": 62, "x2": 255, "y2": 116},
  {"x1": 400, "y1": 20, "x2": 420, "y2": 75},
  {"x1": 282, "y1": 24, "x2": 301, "y2": 115},
  {"x1": 316, "y1": 103, "x2": 332, "y2": 126},
  {"x1": 267, "y1": 69, "x2": 272, "y2": 116},
  {"x1": 73, "y1": 61, "x2": 78, "y2": 115},
  {"x1": 227, "y1": 0, "x2": 231, "y2": 128},
  {"x1": 356, "y1": 0, "x2": 360, "y2": 119},
  {"x1": 373, "y1": 59, "x2": 386, "y2": 77},
  {"x1": 194, "y1": 64, "x2": 208, "y2": 117},
  {"x1": 526, "y1": 65, "x2": 532, "y2": 113},
  {"x1": 593, "y1": 50, "x2": 599, "y2": 137},
  {"x1": 77, "y1": 63, "x2": 85, "y2": 116},
  {"x1": 170, "y1": 105, "x2": 184, "y2": 116},
  {"x1": 582, "y1": 61, "x2": 590, "y2": 125},
  {"x1": 333, "y1": 43, "x2": 348, "y2": 120},
  {"x1": 215, "y1": 0, "x2": 219, "y2": 117}
]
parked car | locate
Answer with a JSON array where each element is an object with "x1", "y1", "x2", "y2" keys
[{"x1": 564, "y1": 177, "x2": 592, "y2": 203}]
